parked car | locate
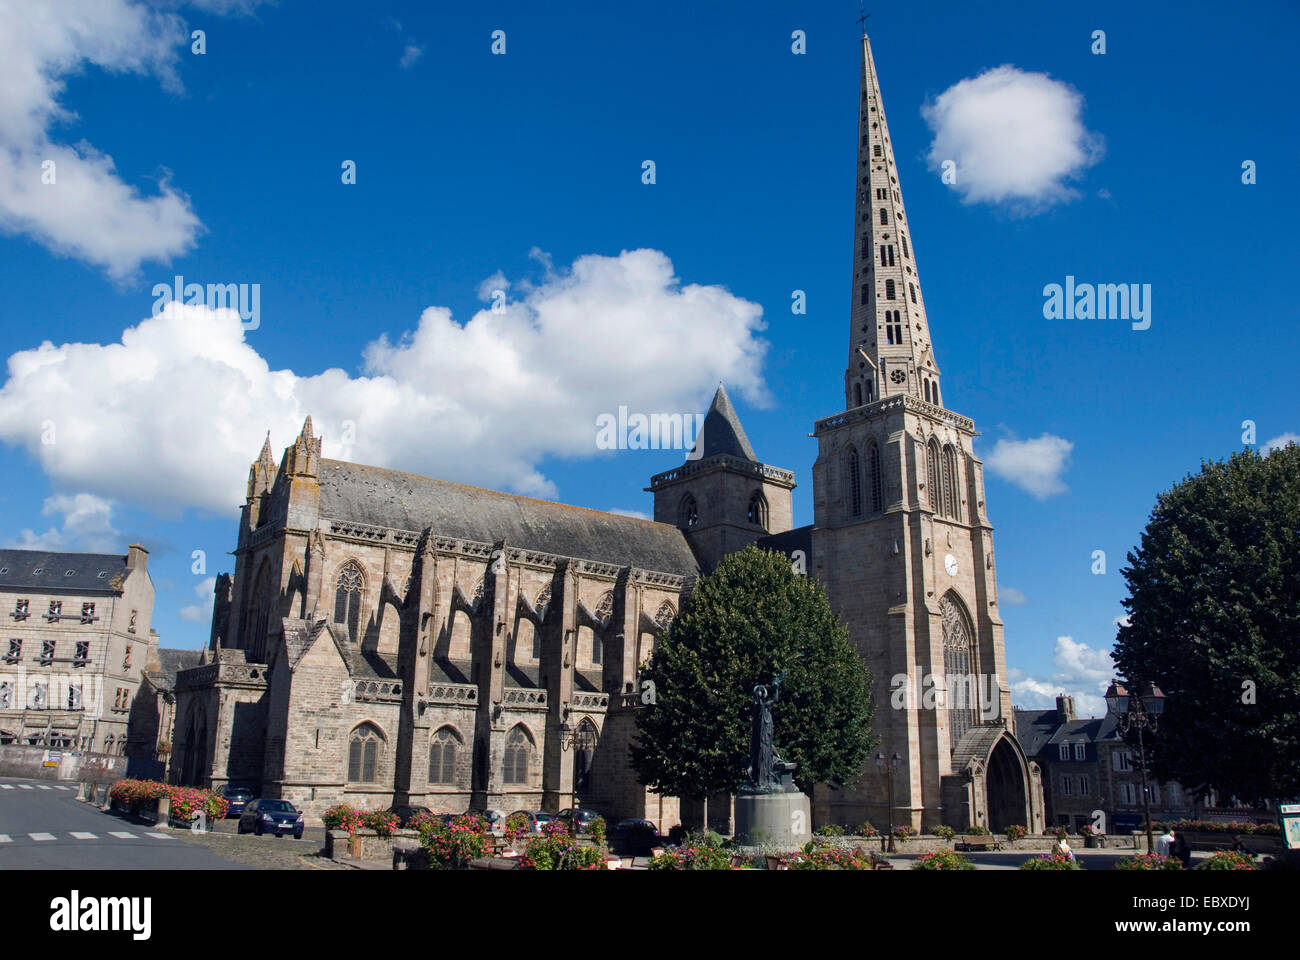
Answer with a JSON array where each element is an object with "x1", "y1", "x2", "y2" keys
[
  {"x1": 556, "y1": 808, "x2": 602, "y2": 834},
  {"x1": 466, "y1": 809, "x2": 506, "y2": 837},
  {"x1": 387, "y1": 805, "x2": 433, "y2": 828},
  {"x1": 508, "y1": 810, "x2": 554, "y2": 835},
  {"x1": 612, "y1": 818, "x2": 660, "y2": 856},
  {"x1": 238, "y1": 799, "x2": 304, "y2": 839},
  {"x1": 221, "y1": 786, "x2": 254, "y2": 819}
]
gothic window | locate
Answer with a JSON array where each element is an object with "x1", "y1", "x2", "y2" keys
[
  {"x1": 886, "y1": 325, "x2": 896, "y2": 346},
  {"x1": 943, "y1": 445, "x2": 961, "y2": 521},
  {"x1": 873, "y1": 142, "x2": 882, "y2": 157},
  {"x1": 876, "y1": 187, "x2": 886, "y2": 200},
  {"x1": 654, "y1": 601, "x2": 676, "y2": 632},
  {"x1": 574, "y1": 718, "x2": 598, "y2": 792},
  {"x1": 932, "y1": 383, "x2": 940, "y2": 406},
  {"x1": 865, "y1": 378, "x2": 874, "y2": 401},
  {"x1": 879, "y1": 208, "x2": 888, "y2": 225},
  {"x1": 901, "y1": 234, "x2": 909, "y2": 259},
  {"x1": 854, "y1": 383, "x2": 862, "y2": 406},
  {"x1": 347, "y1": 723, "x2": 384, "y2": 783},
  {"x1": 503, "y1": 725, "x2": 534, "y2": 785},
  {"x1": 429, "y1": 726, "x2": 461, "y2": 785},
  {"x1": 868, "y1": 442, "x2": 883, "y2": 514},
  {"x1": 885, "y1": 279, "x2": 896, "y2": 300},
  {"x1": 887, "y1": 245, "x2": 895, "y2": 266},
  {"x1": 860, "y1": 283, "x2": 869, "y2": 306},
  {"x1": 679, "y1": 494, "x2": 699, "y2": 529},
  {"x1": 927, "y1": 440, "x2": 943, "y2": 516},
  {"x1": 594, "y1": 591, "x2": 614, "y2": 629},
  {"x1": 909, "y1": 283, "x2": 917, "y2": 304},
  {"x1": 879, "y1": 245, "x2": 887, "y2": 267},
  {"x1": 334, "y1": 563, "x2": 364, "y2": 643},
  {"x1": 924, "y1": 379, "x2": 931, "y2": 403},
  {"x1": 940, "y1": 595, "x2": 978, "y2": 747},
  {"x1": 747, "y1": 492, "x2": 768, "y2": 530},
  {"x1": 847, "y1": 447, "x2": 863, "y2": 518}
]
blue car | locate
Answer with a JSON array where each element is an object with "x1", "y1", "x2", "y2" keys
[
  {"x1": 222, "y1": 786, "x2": 254, "y2": 818},
  {"x1": 238, "y1": 798, "x2": 304, "y2": 838}
]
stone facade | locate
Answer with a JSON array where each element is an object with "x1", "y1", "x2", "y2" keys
[{"x1": 0, "y1": 545, "x2": 156, "y2": 758}]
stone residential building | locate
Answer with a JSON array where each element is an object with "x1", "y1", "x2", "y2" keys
[
  {"x1": 171, "y1": 31, "x2": 1045, "y2": 834},
  {"x1": 0, "y1": 546, "x2": 157, "y2": 756}
]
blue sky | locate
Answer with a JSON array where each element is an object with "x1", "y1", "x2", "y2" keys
[{"x1": 0, "y1": 0, "x2": 1296, "y2": 716}]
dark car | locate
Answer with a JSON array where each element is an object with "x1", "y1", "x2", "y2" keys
[
  {"x1": 238, "y1": 799, "x2": 304, "y2": 839},
  {"x1": 388, "y1": 805, "x2": 433, "y2": 828},
  {"x1": 466, "y1": 809, "x2": 506, "y2": 836},
  {"x1": 612, "y1": 818, "x2": 660, "y2": 856},
  {"x1": 221, "y1": 786, "x2": 254, "y2": 819},
  {"x1": 556, "y1": 808, "x2": 602, "y2": 834},
  {"x1": 507, "y1": 810, "x2": 553, "y2": 835}
]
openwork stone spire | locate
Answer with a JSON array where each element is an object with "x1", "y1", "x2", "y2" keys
[{"x1": 846, "y1": 33, "x2": 943, "y2": 411}]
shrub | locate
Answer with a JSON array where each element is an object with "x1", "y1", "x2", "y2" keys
[
  {"x1": 964, "y1": 824, "x2": 992, "y2": 836},
  {"x1": 363, "y1": 809, "x2": 400, "y2": 838},
  {"x1": 891, "y1": 825, "x2": 915, "y2": 844},
  {"x1": 1196, "y1": 851, "x2": 1257, "y2": 871},
  {"x1": 420, "y1": 813, "x2": 490, "y2": 869},
  {"x1": 1146, "y1": 819, "x2": 1278, "y2": 836},
  {"x1": 589, "y1": 816, "x2": 607, "y2": 847},
  {"x1": 816, "y1": 823, "x2": 846, "y2": 837},
  {"x1": 785, "y1": 844, "x2": 873, "y2": 870},
  {"x1": 1114, "y1": 853, "x2": 1184, "y2": 871},
  {"x1": 648, "y1": 832, "x2": 733, "y2": 871},
  {"x1": 519, "y1": 830, "x2": 605, "y2": 870},
  {"x1": 504, "y1": 812, "x2": 531, "y2": 845},
  {"x1": 912, "y1": 851, "x2": 975, "y2": 870},
  {"x1": 108, "y1": 779, "x2": 227, "y2": 821},
  {"x1": 856, "y1": 820, "x2": 879, "y2": 837},
  {"x1": 323, "y1": 804, "x2": 364, "y2": 834},
  {"x1": 1019, "y1": 852, "x2": 1083, "y2": 870},
  {"x1": 1004, "y1": 824, "x2": 1027, "y2": 842},
  {"x1": 933, "y1": 825, "x2": 956, "y2": 841}
]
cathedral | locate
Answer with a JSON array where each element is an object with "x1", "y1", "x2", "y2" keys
[{"x1": 171, "y1": 33, "x2": 1045, "y2": 834}]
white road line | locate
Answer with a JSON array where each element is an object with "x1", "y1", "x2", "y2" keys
[
  {"x1": 0, "y1": 835, "x2": 10, "y2": 843},
  {"x1": 0, "y1": 784, "x2": 13, "y2": 789},
  {"x1": 109, "y1": 831, "x2": 137, "y2": 839},
  {"x1": 144, "y1": 832, "x2": 172, "y2": 840},
  {"x1": 29, "y1": 832, "x2": 56, "y2": 841},
  {"x1": 70, "y1": 832, "x2": 97, "y2": 840},
  {"x1": 37, "y1": 785, "x2": 52, "y2": 790},
  {"x1": 18, "y1": 784, "x2": 34, "y2": 790},
  {"x1": 54, "y1": 785, "x2": 70, "y2": 791}
]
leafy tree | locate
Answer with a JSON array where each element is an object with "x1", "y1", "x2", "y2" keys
[
  {"x1": 1113, "y1": 445, "x2": 1300, "y2": 804},
  {"x1": 631, "y1": 545, "x2": 876, "y2": 802}
]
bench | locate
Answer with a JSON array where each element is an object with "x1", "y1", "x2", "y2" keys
[{"x1": 959, "y1": 835, "x2": 1000, "y2": 851}]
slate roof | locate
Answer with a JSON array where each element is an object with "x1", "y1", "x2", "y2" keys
[
  {"x1": 756, "y1": 525, "x2": 813, "y2": 564},
  {"x1": 688, "y1": 384, "x2": 758, "y2": 462},
  {"x1": 146, "y1": 648, "x2": 204, "y2": 693},
  {"x1": 0, "y1": 549, "x2": 130, "y2": 593},
  {"x1": 317, "y1": 460, "x2": 700, "y2": 577},
  {"x1": 1014, "y1": 709, "x2": 1118, "y2": 762},
  {"x1": 1014, "y1": 709, "x2": 1060, "y2": 759}
]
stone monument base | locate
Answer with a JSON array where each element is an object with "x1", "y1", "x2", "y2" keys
[{"x1": 734, "y1": 791, "x2": 812, "y2": 847}]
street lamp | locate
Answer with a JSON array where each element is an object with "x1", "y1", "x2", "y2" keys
[
  {"x1": 875, "y1": 752, "x2": 901, "y2": 852},
  {"x1": 1105, "y1": 680, "x2": 1165, "y2": 854}
]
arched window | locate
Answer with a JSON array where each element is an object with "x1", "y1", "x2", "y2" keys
[
  {"x1": 347, "y1": 722, "x2": 383, "y2": 783},
  {"x1": 679, "y1": 494, "x2": 699, "y2": 529},
  {"x1": 503, "y1": 725, "x2": 534, "y2": 785},
  {"x1": 879, "y1": 207, "x2": 888, "y2": 225},
  {"x1": 885, "y1": 279, "x2": 896, "y2": 300},
  {"x1": 334, "y1": 563, "x2": 364, "y2": 643},
  {"x1": 868, "y1": 442, "x2": 883, "y2": 513},
  {"x1": 910, "y1": 283, "x2": 917, "y2": 304},
  {"x1": 429, "y1": 726, "x2": 461, "y2": 785},
  {"x1": 932, "y1": 382, "x2": 940, "y2": 407},
  {"x1": 865, "y1": 378, "x2": 874, "y2": 402},
  {"x1": 940, "y1": 595, "x2": 979, "y2": 747},
  {"x1": 747, "y1": 492, "x2": 768, "y2": 530},
  {"x1": 854, "y1": 383, "x2": 862, "y2": 407},
  {"x1": 943, "y1": 445, "x2": 961, "y2": 521},
  {"x1": 873, "y1": 142, "x2": 882, "y2": 157},
  {"x1": 653, "y1": 601, "x2": 676, "y2": 632},
  {"x1": 901, "y1": 233, "x2": 909, "y2": 259},
  {"x1": 847, "y1": 447, "x2": 863, "y2": 518},
  {"x1": 574, "y1": 718, "x2": 598, "y2": 792},
  {"x1": 927, "y1": 439, "x2": 944, "y2": 516},
  {"x1": 924, "y1": 379, "x2": 931, "y2": 403}
]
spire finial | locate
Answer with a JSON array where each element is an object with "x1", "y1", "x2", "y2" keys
[{"x1": 857, "y1": 4, "x2": 869, "y2": 37}]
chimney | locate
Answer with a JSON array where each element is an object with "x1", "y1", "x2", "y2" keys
[
  {"x1": 1056, "y1": 694, "x2": 1076, "y2": 723},
  {"x1": 126, "y1": 543, "x2": 149, "y2": 572}
]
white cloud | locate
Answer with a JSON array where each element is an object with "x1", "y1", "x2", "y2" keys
[
  {"x1": 984, "y1": 433, "x2": 1072, "y2": 499},
  {"x1": 399, "y1": 44, "x2": 424, "y2": 69},
  {"x1": 1112, "y1": 614, "x2": 1131, "y2": 629},
  {"x1": 0, "y1": 248, "x2": 769, "y2": 515},
  {"x1": 178, "y1": 575, "x2": 217, "y2": 622},
  {"x1": 0, "y1": 0, "x2": 203, "y2": 280},
  {"x1": 923, "y1": 65, "x2": 1103, "y2": 214},
  {"x1": 607, "y1": 508, "x2": 650, "y2": 520},
  {"x1": 1010, "y1": 635, "x2": 1114, "y2": 717},
  {"x1": 1262, "y1": 432, "x2": 1299, "y2": 455},
  {"x1": 5, "y1": 492, "x2": 119, "y2": 552},
  {"x1": 1000, "y1": 586, "x2": 1027, "y2": 606}
]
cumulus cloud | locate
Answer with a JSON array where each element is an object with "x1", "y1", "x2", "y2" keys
[
  {"x1": 178, "y1": 575, "x2": 217, "y2": 622},
  {"x1": 1000, "y1": 586, "x2": 1027, "y2": 606},
  {"x1": 399, "y1": 44, "x2": 424, "y2": 69},
  {"x1": 0, "y1": 0, "x2": 204, "y2": 280},
  {"x1": 1010, "y1": 636, "x2": 1114, "y2": 716},
  {"x1": 0, "y1": 248, "x2": 769, "y2": 515},
  {"x1": 4, "y1": 492, "x2": 119, "y2": 552},
  {"x1": 983, "y1": 433, "x2": 1072, "y2": 499},
  {"x1": 1262, "y1": 432, "x2": 1299, "y2": 455},
  {"x1": 923, "y1": 65, "x2": 1103, "y2": 213}
]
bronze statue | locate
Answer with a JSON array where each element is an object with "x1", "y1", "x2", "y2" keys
[{"x1": 746, "y1": 674, "x2": 795, "y2": 793}]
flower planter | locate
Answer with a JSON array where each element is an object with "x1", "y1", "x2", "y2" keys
[{"x1": 169, "y1": 811, "x2": 214, "y2": 832}]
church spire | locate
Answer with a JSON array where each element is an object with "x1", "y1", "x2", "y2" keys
[{"x1": 846, "y1": 33, "x2": 943, "y2": 412}]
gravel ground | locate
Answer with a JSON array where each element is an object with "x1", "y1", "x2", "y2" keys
[{"x1": 170, "y1": 821, "x2": 349, "y2": 870}]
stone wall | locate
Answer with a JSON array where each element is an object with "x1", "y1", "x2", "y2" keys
[{"x1": 0, "y1": 743, "x2": 125, "y2": 782}]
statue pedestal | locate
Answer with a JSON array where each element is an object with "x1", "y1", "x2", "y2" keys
[{"x1": 734, "y1": 791, "x2": 811, "y2": 847}]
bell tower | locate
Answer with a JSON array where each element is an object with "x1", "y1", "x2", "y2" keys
[{"x1": 808, "y1": 33, "x2": 1041, "y2": 835}]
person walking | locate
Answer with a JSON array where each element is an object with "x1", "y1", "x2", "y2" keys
[
  {"x1": 1155, "y1": 827, "x2": 1175, "y2": 857},
  {"x1": 1172, "y1": 831, "x2": 1192, "y2": 869}
]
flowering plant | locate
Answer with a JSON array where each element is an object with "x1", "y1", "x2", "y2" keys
[
  {"x1": 518, "y1": 826, "x2": 605, "y2": 870},
  {"x1": 504, "y1": 812, "x2": 532, "y2": 845},
  {"x1": 1019, "y1": 851, "x2": 1082, "y2": 870},
  {"x1": 648, "y1": 832, "x2": 733, "y2": 870},
  {"x1": 1114, "y1": 853, "x2": 1184, "y2": 870},
  {"x1": 856, "y1": 821, "x2": 879, "y2": 837},
  {"x1": 419, "y1": 814, "x2": 490, "y2": 869},
  {"x1": 1004, "y1": 824, "x2": 1027, "y2": 842},
  {"x1": 1196, "y1": 851, "x2": 1256, "y2": 871},
  {"x1": 589, "y1": 816, "x2": 607, "y2": 847},
  {"x1": 891, "y1": 824, "x2": 915, "y2": 844},
  {"x1": 363, "y1": 809, "x2": 400, "y2": 837},
  {"x1": 1147, "y1": 819, "x2": 1277, "y2": 836},
  {"x1": 323, "y1": 804, "x2": 364, "y2": 835},
  {"x1": 108, "y1": 779, "x2": 227, "y2": 821},
  {"x1": 911, "y1": 851, "x2": 975, "y2": 870},
  {"x1": 784, "y1": 845, "x2": 873, "y2": 870}
]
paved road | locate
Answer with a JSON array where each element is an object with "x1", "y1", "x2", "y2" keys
[
  {"x1": 0, "y1": 776, "x2": 245, "y2": 869},
  {"x1": 885, "y1": 849, "x2": 1213, "y2": 871}
]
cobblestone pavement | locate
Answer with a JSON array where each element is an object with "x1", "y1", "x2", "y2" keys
[{"x1": 171, "y1": 823, "x2": 349, "y2": 870}]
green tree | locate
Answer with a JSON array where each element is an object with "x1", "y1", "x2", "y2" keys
[
  {"x1": 1113, "y1": 445, "x2": 1300, "y2": 803},
  {"x1": 631, "y1": 546, "x2": 876, "y2": 804}
]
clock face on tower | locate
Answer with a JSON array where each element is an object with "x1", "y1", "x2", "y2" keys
[{"x1": 944, "y1": 553, "x2": 958, "y2": 576}]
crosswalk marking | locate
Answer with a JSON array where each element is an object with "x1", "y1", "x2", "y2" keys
[
  {"x1": 144, "y1": 832, "x2": 171, "y2": 840},
  {"x1": 55, "y1": 785, "x2": 70, "y2": 791},
  {"x1": 18, "y1": 784, "x2": 33, "y2": 790},
  {"x1": 0, "y1": 835, "x2": 10, "y2": 843},
  {"x1": 109, "y1": 831, "x2": 137, "y2": 839},
  {"x1": 0, "y1": 784, "x2": 13, "y2": 789},
  {"x1": 29, "y1": 832, "x2": 56, "y2": 841},
  {"x1": 37, "y1": 785, "x2": 52, "y2": 790},
  {"x1": 70, "y1": 832, "x2": 97, "y2": 840}
]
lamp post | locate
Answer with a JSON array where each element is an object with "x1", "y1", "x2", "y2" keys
[
  {"x1": 1105, "y1": 680, "x2": 1165, "y2": 854},
  {"x1": 875, "y1": 751, "x2": 901, "y2": 852}
]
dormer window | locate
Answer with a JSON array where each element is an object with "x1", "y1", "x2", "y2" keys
[
  {"x1": 1074, "y1": 742, "x2": 1086, "y2": 760},
  {"x1": 1058, "y1": 743, "x2": 1070, "y2": 761}
]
